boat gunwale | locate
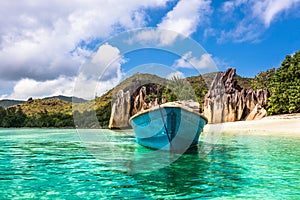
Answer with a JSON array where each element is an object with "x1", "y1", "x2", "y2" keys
[{"x1": 129, "y1": 102, "x2": 208, "y2": 124}]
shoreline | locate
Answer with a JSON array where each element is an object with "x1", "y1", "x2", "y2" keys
[
  {"x1": 203, "y1": 113, "x2": 300, "y2": 136},
  {"x1": 0, "y1": 113, "x2": 299, "y2": 136}
]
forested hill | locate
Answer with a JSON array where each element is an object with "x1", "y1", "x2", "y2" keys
[
  {"x1": 0, "y1": 49, "x2": 299, "y2": 128},
  {"x1": 0, "y1": 72, "x2": 252, "y2": 128},
  {"x1": 43, "y1": 95, "x2": 86, "y2": 103},
  {"x1": 0, "y1": 99, "x2": 25, "y2": 108},
  {"x1": 0, "y1": 95, "x2": 85, "y2": 127},
  {"x1": 0, "y1": 95, "x2": 86, "y2": 109}
]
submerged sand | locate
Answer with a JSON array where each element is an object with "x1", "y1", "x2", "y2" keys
[{"x1": 203, "y1": 113, "x2": 300, "y2": 136}]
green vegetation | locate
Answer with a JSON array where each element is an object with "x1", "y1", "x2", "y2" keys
[
  {"x1": 95, "y1": 92, "x2": 112, "y2": 128},
  {"x1": 0, "y1": 98, "x2": 74, "y2": 128},
  {"x1": 0, "y1": 107, "x2": 26, "y2": 127},
  {"x1": 267, "y1": 51, "x2": 300, "y2": 115},
  {"x1": 20, "y1": 99, "x2": 72, "y2": 116},
  {"x1": 0, "y1": 72, "x2": 253, "y2": 128},
  {"x1": 25, "y1": 112, "x2": 74, "y2": 127},
  {"x1": 73, "y1": 110, "x2": 98, "y2": 128},
  {"x1": 250, "y1": 68, "x2": 275, "y2": 90},
  {"x1": 1, "y1": 49, "x2": 299, "y2": 128},
  {"x1": 163, "y1": 75, "x2": 197, "y2": 102},
  {"x1": 43, "y1": 95, "x2": 86, "y2": 103},
  {"x1": 0, "y1": 105, "x2": 74, "y2": 128},
  {"x1": 185, "y1": 74, "x2": 210, "y2": 110},
  {"x1": 249, "y1": 50, "x2": 300, "y2": 115}
]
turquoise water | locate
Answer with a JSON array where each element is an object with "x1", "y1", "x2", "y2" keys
[{"x1": 0, "y1": 129, "x2": 299, "y2": 199}]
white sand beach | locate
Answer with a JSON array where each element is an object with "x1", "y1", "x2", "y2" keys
[{"x1": 203, "y1": 113, "x2": 300, "y2": 136}]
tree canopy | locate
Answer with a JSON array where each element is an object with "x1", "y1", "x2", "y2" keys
[
  {"x1": 268, "y1": 51, "x2": 300, "y2": 115},
  {"x1": 250, "y1": 68, "x2": 275, "y2": 90}
]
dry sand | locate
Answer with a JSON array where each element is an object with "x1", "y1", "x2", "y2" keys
[{"x1": 203, "y1": 113, "x2": 300, "y2": 136}]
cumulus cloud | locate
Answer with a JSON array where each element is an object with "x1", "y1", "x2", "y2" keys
[
  {"x1": 0, "y1": 0, "x2": 170, "y2": 82},
  {"x1": 129, "y1": 0, "x2": 212, "y2": 46},
  {"x1": 172, "y1": 52, "x2": 215, "y2": 70},
  {"x1": 126, "y1": 28, "x2": 182, "y2": 47},
  {"x1": 158, "y1": 0, "x2": 211, "y2": 36},
  {"x1": 218, "y1": 0, "x2": 300, "y2": 43},
  {"x1": 1, "y1": 76, "x2": 75, "y2": 100},
  {"x1": 88, "y1": 43, "x2": 126, "y2": 82},
  {"x1": 0, "y1": 1, "x2": 172, "y2": 99},
  {"x1": 2, "y1": 68, "x2": 124, "y2": 100},
  {"x1": 1, "y1": 40, "x2": 127, "y2": 100},
  {"x1": 74, "y1": 70, "x2": 123, "y2": 100},
  {"x1": 74, "y1": 43, "x2": 125, "y2": 99}
]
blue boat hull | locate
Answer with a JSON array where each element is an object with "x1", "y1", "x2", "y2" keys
[{"x1": 129, "y1": 105, "x2": 207, "y2": 151}]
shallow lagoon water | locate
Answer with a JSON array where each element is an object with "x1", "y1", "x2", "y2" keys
[{"x1": 0, "y1": 128, "x2": 299, "y2": 199}]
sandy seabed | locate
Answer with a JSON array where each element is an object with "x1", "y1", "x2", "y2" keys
[{"x1": 202, "y1": 113, "x2": 300, "y2": 136}]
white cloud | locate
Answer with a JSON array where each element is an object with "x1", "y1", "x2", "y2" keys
[
  {"x1": 92, "y1": 43, "x2": 121, "y2": 65},
  {"x1": 221, "y1": 1, "x2": 234, "y2": 13},
  {"x1": 158, "y1": 0, "x2": 211, "y2": 36},
  {"x1": 172, "y1": 52, "x2": 215, "y2": 70},
  {"x1": 89, "y1": 43, "x2": 126, "y2": 81},
  {"x1": 218, "y1": 0, "x2": 300, "y2": 43},
  {"x1": 0, "y1": 0, "x2": 173, "y2": 99},
  {"x1": 127, "y1": 28, "x2": 181, "y2": 47},
  {"x1": 218, "y1": 21, "x2": 262, "y2": 43},
  {"x1": 166, "y1": 71, "x2": 185, "y2": 80},
  {"x1": 74, "y1": 43, "x2": 125, "y2": 99},
  {"x1": 252, "y1": 0, "x2": 300, "y2": 27},
  {"x1": 2, "y1": 70, "x2": 124, "y2": 101},
  {"x1": 221, "y1": 0, "x2": 247, "y2": 13},
  {"x1": 1, "y1": 76, "x2": 75, "y2": 100},
  {"x1": 1, "y1": 43, "x2": 126, "y2": 100},
  {"x1": 129, "y1": 0, "x2": 212, "y2": 46},
  {"x1": 88, "y1": 43, "x2": 125, "y2": 79},
  {"x1": 0, "y1": 0, "x2": 170, "y2": 81},
  {"x1": 74, "y1": 70, "x2": 123, "y2": 100}
]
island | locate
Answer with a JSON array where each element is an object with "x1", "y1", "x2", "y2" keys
[{"x1": 0, "y1": 50, "x2": 299, "y2": 133}]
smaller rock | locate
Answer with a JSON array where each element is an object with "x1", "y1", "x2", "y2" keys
[
  {"x1": 162, "y1": 97, "x2": 167, "y2": 104},
  {"x1": 132, "y1": 86, "x2": 147, "y2": 116},
  {"x1": 27, "y1": 97, "x2": 34, "y2": 103},
  {"x1": 245, "y1": 104, "x2": 267, "y2": 121},
  {"x1": 154, "y1": 98, "x2": 159, "y2": 106},
  {"x1": 109, "y1": 90, "x2": 131, "y2": 129}
]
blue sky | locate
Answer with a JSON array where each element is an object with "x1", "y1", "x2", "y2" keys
[{"x1": 0, "y1": 0, "x2": 299, "y2": 100}]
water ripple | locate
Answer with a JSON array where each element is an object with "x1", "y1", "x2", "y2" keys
[{"x1": 0, "y1": 129, "x2": 299, "y2": 199}]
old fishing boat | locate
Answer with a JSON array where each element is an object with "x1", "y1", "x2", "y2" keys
[{"x1": 129, "y1": 101, "x2": 207, "y2": 151}]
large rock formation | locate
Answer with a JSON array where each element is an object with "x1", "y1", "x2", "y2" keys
[
  {"x1": 131, "y1": 86, "x2": 147, "y2": 116},
  {"x1": 203, "y1": 68, "x2": 269, "y2": 123},
  {"x1": 109, "y1": 86, "x2": 151, "y2": 128},
  {"x1": 109, "y1": 68, "x2": 269, "y2": 128},
  {"x1": 108, "y1": 90, "x2": 131, "y2": 129}
]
